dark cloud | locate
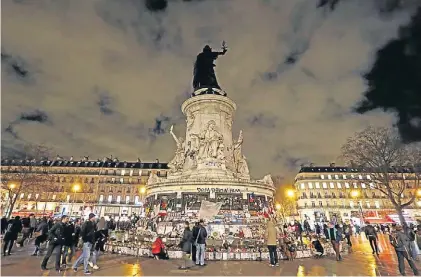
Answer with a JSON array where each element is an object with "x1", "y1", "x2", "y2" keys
[
  {"x1": 150, "y1": 115, "x2": 171, "y2": 136},
  {"x1": 355, "y1": 7, "x2": 421, "y2": 143},
  {"x1": 247, "y1": 113, "x2": 277, "y2": 128},
  {"x1": 4, "y1": 125, "x2": 19, "y2": 139},
  {"x1": 20, "y1": 110, "x2": 49, "y2": 123},
  {"x1": 317, "y1": 0, "x2": 340, "y2": 11},
  {"x1": 1, "y1": 50, "x2": 30, "y2": 79},
  {"x1": 94, "y1": 87, "x2": 115, "y2": 115}
]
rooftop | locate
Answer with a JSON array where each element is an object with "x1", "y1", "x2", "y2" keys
[
  {"x1": 299, "y1": 165, "x2": 420, "y2": 174},
  {"x1": 0, "y1": 159, "x2": 168, "y2": 170}
]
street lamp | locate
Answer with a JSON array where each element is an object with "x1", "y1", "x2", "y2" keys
[
  {"x1": 286, "y1": 189, "x2": 295, "y2": 198},
  {"x1": 9, "y1": 183, "x2": 16, "y2": 190},
  {"x1": 275, "y1": 203, "x2": 282, "y2": 211},
  {"x1": 416, "y1": 188, "x2": 421, "y2": 197},
  {"x1": 69, "y1": 183, "x2": 81, "y2": 217},
  {"x1": 351, "y1": 189, "x2": 365, "y2": 226}
]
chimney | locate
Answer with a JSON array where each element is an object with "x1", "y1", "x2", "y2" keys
[
  {"x1": 309, "y1": 163, "x2": 314, "y2": 167},
  {"x1": 330, "y1": 162, "x2": 336, "y2": 167}
]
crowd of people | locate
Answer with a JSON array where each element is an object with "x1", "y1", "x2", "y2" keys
[
  {"x1": 1, "y1": 214, "x2": 108, "y2": 274},
  {"x1": 2, "y1": 213, "x2": 421, "y2": 275}
]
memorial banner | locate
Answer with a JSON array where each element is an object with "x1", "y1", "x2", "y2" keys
[{"x1": 198, "y1": 200, "x2": 223, "y2": 220}]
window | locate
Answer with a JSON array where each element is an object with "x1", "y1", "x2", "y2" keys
[
  {"x1": 333, "y1": 201, "x2": 337, "y2": 206},
  {"x1": 27, "y1": 193, "x2": 32, "y2": 199},
  {"x1": 108, "y1": 195, "x2": 112, "y2": 202},
  {"x1": 366, "y1": 202, "x2": 370, "y2": 208},
  {"x1": 375, "y1": 201, "x2": 380, "y2": 208},
  {"x1": 52, "y1": 194, "x2": 56, "y2": 200},
  {"x1": 359, "y1": 175, "x2": 363, "y2": 179},
  {"x1": 361, "y1": 183, "x2": 366, "y2": 188},
  {"x1": 337, "y1": 182, "x2": 342, "y2": 189},
  {"x1": 66, "y1": 195, "x2": 70, "y2": 202},
  {"x1": 353, "y1": 183, "x2": 358, "y2": 188},
  {"x1": 135, "y1": 196, "x2": 140, "y2": 204},
  {"x1": 35, "y1": 194, "x2": 39, "y2": 199},
  {"x1": 328, "y1": 175, "x2": 332, "y2": 179},
  {"x1": 304, "y1": 202, "x2": 308, "y2": 208},
  {"x1": 345, "y1": 182, "x2": 350, "y2": 188},
  {"x1": 130, "y1": 169, "x2": 134, "y2": 176},
  {"x1": 335, "y1": 175, "x2": 339, "y2": 179},
  {"x1": 351, "y1": 174, "x2": 355, "y2": 179},
  {"x1": 300, "y1": 183, "x2": 305, "y2": 189},
  {"x1": 350, "y1": 201, "x2": 354, "y2": 208},
  {"x1": 116, "y1": 195, "x2": 121, "y2": 203},
  {"x1": 343, "y1": 174, "x2": 347, "y2": 179},
  {"x1": 311, "y1": 201, "x2": 315, "y2": 207},
  {"x1": 20, "y1": 193, "x2": 24, "y2": 199},
  {"x1": 322, "y1": 182, "x2": 327, "y2": 189},
  {"x1": 319, "y1": 201, "x2": 323, "y2": 207},
  {"x1": 99, "y1": 195, "x2": 104, "y2": 202},
  {"x1": 120, "y1": 178, "x2": 124, "y2": 184},
  {"x1": 121, "y1": 170, "x2": 126, "y2": 176},
  {"x1": 125, "y1": 196, "x2": 130, "y2": 204},
  {"x1": 321, "y1": 175, "x2": 325, "y2": 179},
  {"x1": 315, "y1": 182, "x2": 320, "y2": 189},
  {"x1": 367, "y1": 175, "x2": 371, "y2": 180},
  {"x1": 308, "y1": 182, "x2": 313, "y2": 189},
  {"x1": 330, "y1": 182, "x2": 335, "y2": 189},
  {"x1": 369, "y1": 183, "x2": 374, "y2": 189}
]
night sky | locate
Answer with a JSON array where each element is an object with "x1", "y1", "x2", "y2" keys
[{"x1": 2, "y1": 0, "x2": 420, "y2": 179}]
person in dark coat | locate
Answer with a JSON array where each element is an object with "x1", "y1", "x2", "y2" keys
[
  {"x1": 17, "y1": 216, "x2": 31, "y2": 247},
  {"x1": 41, "y1": 215, "x2": 69, "y2": 272},
  {"x1": 1, "y1": 217, "x2": 8, "y2": 235},
  {"x1": 61, "y1": 220, "x2": 75, "y2": 267},
  {"x1": 32, "y1": 217, "x2": 48, "y2": 256},
  {"x1": 192, "y1": 219, "x2": 207, "y2": 266},
  {"x1": 179, "y1": 221, "x2": 193, "y2": 270},
  {"x1": 3, "y1": 216, "x2": 22, "y2": 256},
  {"x1": 191, "y1": 222, "x2": 199, "y2": 263},
  {"x1": 89, "y1": 229, "x2": 107, "y2": 270}
]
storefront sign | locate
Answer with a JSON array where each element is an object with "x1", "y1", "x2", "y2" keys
[{"x1": 197, "y1": 188, "x2": 241, "y2": 193}]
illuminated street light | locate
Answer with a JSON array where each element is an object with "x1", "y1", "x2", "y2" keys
[
  {"x1": 72, "y1": 183, "x2": 81, "y2": 193},
  {"x1": 416, "y1": 189, "x2": 421, "y2": 197},
  {"x1": 351, "y1": 190, "x2": 360, "y2": 198},
  {"x1": 286, "y1": 189, "x2": 295, "y2": 198},
  {"x1": 275, "y1": 203, "x2": 281, "y2": 211},
  {"x1": 8, "y1": 183, "x2": 16, "y2": 190},
  {"x1": 140, "y1": 186, "x2": 146, "y2": 195},
  {"x1": 417, "y1": 200, "x2": 421, "y2": 207}
]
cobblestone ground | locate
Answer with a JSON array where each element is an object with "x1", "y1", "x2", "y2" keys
[{"x1": 2, "y1": 234, "x2": 421, "y2": 276}]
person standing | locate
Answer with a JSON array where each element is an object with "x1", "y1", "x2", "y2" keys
[
  {"x1": 193, "y1": 219, "x2": 207, "y2": 266},
  {"x1": 191, "y1": 222, "x2": 199, "y2": 263},
  {"x1": 29, "y1": 214, "x2": 37, "y2": 238},
  {"x1": 89, "y1": 228, "x2": 107, "y2": 270},
  {"x1": 327, "y1": 223, "x2": 343, "y2": 261},
  {"x1": 389, "y1": 225, "x2": 419, "y2": 276},
  {"x1": 17, "y1": 216, "x2": 31, "y2": 247},
  {"x1": 61, "y1": 220, "x2": 76, "y2": 267},
  {"x1": 265, "y1": 218, "x2": 279, "y2": 267},
  {"x1": 72, "y1": 213, "x2": 96, "y2": 275},
  {"x1": 344, "y1": 223, "x2": 353, "y2": 251},
  {"x1": 32, "y1": 217, "x2": 48, "y2": 256},
  {"x1": 41, "y1": 215, "x2": 68, "y2": 272},
  {"x1": 1, "y1": 217, "x2": 8, "y2": 235},
  {"x1": 179, "y1": 221, "x2": 193, "y2": 270},
  {"x1": 3, "y1": 216, "x2": 22, "y2": 256},
  {"x1": 365, "y1": 222, "x2": 379, "y2": 255}
]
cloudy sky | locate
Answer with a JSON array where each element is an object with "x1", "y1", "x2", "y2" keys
[{"x1": 2, "y1": 0, "x2": 419, "y2": 180}]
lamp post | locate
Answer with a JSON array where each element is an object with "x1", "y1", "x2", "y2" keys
[
  {"x1": 6, "y1": 183, "x2": 17, "y2": 218},
  {"x1": 351, "y1": 189, "x2": 365, "y2": 226},
  {"x1": 69, "y1": 183, "x2": 81, "y2": 217}
]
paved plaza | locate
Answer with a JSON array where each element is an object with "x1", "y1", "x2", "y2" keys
[{"x1": 1, "y1": 235, "x2": 420, "y2": 276}]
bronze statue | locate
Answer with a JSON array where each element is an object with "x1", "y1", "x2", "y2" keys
[{"x1": 193, "y1": 41, "x2": 227, "y2": 91}]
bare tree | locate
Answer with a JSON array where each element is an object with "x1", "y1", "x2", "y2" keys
[
  {"x1": 273, "y1": 176, "x2": 296, "y2": 223},
  {"x1": 1, "y1": 144, "x2": 53, "y2": 218},
  {"x1": 341, "y1": 127, "x2": 421, "y2": 229}
]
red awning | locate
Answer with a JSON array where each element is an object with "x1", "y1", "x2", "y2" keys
[{"x1": 365, "y1": 217, "x2": 394, "y2": 224}]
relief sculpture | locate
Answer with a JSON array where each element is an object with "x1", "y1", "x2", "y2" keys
[
  {"x1": 186, "y1": 112, "x2": 195, "y2": 131},
  {"x1": 196, "y1": 120, "x2": 224, "y2": 160},
  {"x1": 233, "y1": 130, "x2": 250, "y2": 179}
]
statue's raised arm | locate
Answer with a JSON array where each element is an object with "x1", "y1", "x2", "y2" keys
[
  {"x1": 192, "y1": 41, "x2": 228, "y2": 91},
  {"x1": 170, "y1": 125, "x2": 179, "y2": 145}
]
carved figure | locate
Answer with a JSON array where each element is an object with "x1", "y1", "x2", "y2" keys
[
  {"x1": 192, "y1": 41, "x2": 228, "y2": 90},
  {"x1": 184, "y1": 139, "x2": 198, "y2": 169},
  {"x1": 197, "y1": 120, "x2": 223, "y2": 159},
  {"x1": 262, "y1": 174, "x2": 274, "y2": 186},
  {"x1": 148, "y1": 172, "x2": 159, "y2": 184},
  {"x1": 233, "y1": 130, "x2": 250, "y2": 177},
  {"x1": 168, "y1": 125, "x2": 185, "y2": 173}
]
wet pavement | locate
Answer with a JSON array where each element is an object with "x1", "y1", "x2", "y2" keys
[{"x1": 1, "y1": 234, "x2": 421, "y2": 276}]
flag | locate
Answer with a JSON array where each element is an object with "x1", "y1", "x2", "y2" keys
[{"x1": 198, "y1": 200, "x2": 223, "y2": 220}]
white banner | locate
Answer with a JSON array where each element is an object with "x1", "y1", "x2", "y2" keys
[{"x1": 198, "y1": 200, "x2": 223, "y2": 220}]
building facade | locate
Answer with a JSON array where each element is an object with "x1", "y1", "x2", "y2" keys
[
  {"x1": 294, "y1": 165, "x2": 421, "y2": 226},
  {"x1": 1, "y1": 158, "x2": 168, "y2": 219}
]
